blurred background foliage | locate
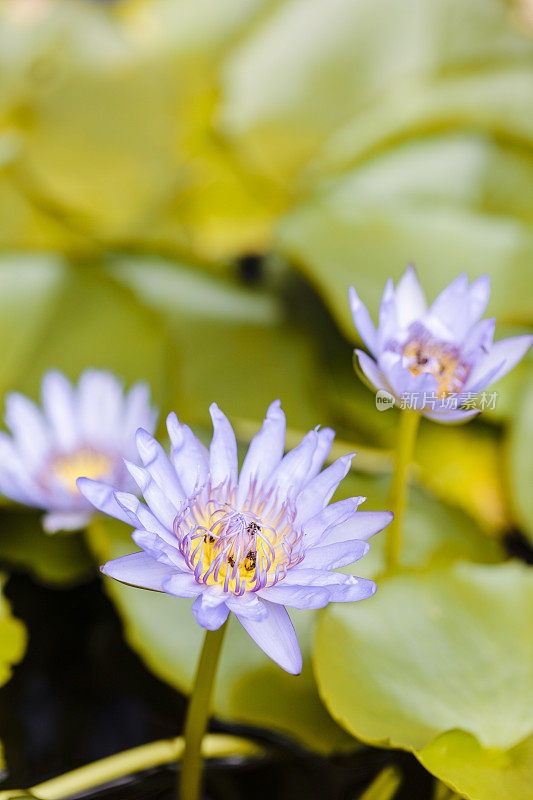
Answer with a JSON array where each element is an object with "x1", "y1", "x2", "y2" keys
[{"x1": 0, "y1": 1, "x2": 532, "y2": 799}]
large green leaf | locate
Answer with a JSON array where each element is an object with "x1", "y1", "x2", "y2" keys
[
  {"x1": 418, "y1": 730, "x2": 533, "y2": 800},
  {"x1": 314, "y1": 562, "x2": 533, "y2": 797},
  {"x1": 87, "y1": 517, "x2": 353, "y2": 754},
  {"x1": 414, "y1": 423, "x2": 510, "y2": 534},
  {"x1": 508, "y1": 369, "x2": 533, "y2": 544},
  {"x1": 314, "y1": 561, "x2": 533, "y2": 751},
  {"x1": 107, "y1": 256, "x2": 325, "y2": 430},
  {"x1": 1, "y1": 0, "x2": 531, "y2": 263},
  {"x1": 221, "y1": 1, "x2": 533, "y2": 184},
  {"x1": 0, "y1": 574, "x2": 26, "y2": 689},
  {"x1": 0, "y1": 574, "x2": 26, "y2": 784},
  {"x1": 0, "y1": 255, "x2": 66, "y2": 396},
  {"x1": 0, "y1": 0, "x2": 284, "y2": 260},
  {"x1": 0, "y1": 510, "x2": 93, "y2": 586},
  {"x1": 0, "y1": 255, "x2": 169, "y2": 404},
  {"x1": 277, "y1": 134, "x2": 533, "y2": 340},
  {"x1": 332, "y1": 471, "x2": 503, "y2": 580}
]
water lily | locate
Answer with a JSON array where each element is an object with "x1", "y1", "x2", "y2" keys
[
  {"x1": 0, "y1": 369, "x2": 157, "y2": 532},
  {"x1": 78, "y1": 401, "x2": 391, "y2": 674},
  {"x1": 349, "y1": 266, "x2": 532, "y2": 422}
]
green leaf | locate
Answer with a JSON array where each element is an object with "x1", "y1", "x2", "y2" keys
[
  {"x1": 508, "y1": 369, "x2": 533, "y2": 544},
  {"x1": 418, "y1": 731, "x2": 533, "y2": 800},
  {"x1": 221, "y1": 0, "x2": 533, "y2": 184},
  {"x1": 314, "y1": 561, "x2": 533, "y2": 752},
  {"x1": 332, "y1": 472, "x2": 503, "y2": 580},
  {"x1": 0, "y1": 255, "x2": 66, "y2": 396},
  {"x1": 414, "y1": 423, "x2": 510, "y2": 534},
  {"x1": 0, "y1": 509, "x2": 93, "y2": 586},
  {"x1": 0, "y1": 0, "x2": 284, "y2": 261},
  {"x1": 277, "y1": 134, "x2": 533, "y2": 339},
  {"x1": 107, "y1": 256, "x2": 325, "y2": 430},
  {"x1": 0, "y1": 256, "x2": 169, "y2": 405},
  {"x1": 0, "y1": 574, "x2": 26, "y2": 689},
  {"x1": 87, "y1": 517, "x2": 353, "y2": 754}
]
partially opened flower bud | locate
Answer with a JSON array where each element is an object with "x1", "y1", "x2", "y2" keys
[{"x1": 349, "y1": 266, "x2": 532, "y2": 422}]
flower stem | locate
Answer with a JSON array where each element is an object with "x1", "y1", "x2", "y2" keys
[
  {"x1": 385, "y1": 409, "x2": 420, "y2": 572},
  {"x1": 180, "y1": 620, "x2": 229, "y2": 800}
]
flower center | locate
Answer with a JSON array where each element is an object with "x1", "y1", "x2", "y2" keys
[
  {"x1": 402, "y1": 326, "x2": 469, "y2": 397},
  {"x1": 175, "y1": 483, "x2": 303, "y2": 595},
  {"x1": 49, "y1": 448, "x2": 115, "y2": 494}
]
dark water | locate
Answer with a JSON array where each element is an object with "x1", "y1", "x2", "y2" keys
[{"x1": 0, "y1": 572, "x2": 434, "y2": 799}]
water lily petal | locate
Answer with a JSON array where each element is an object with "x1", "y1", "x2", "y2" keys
[
  {"x1": 41, "y1": 370, "x2": 78, "y2": 451},
  {"x1": 101, "y1": 551, "x2": 177, "y2": 591},
  {"x1": 191, "y1": 592, "x2": 229, "y2": 630},
  {"x1": 237, "y1": 399, "x2": 286, "y2": 504},
  {"x1": 209, "y1": 403, "x2": 238, "y2": 487},
  {"x1": 77, "y1": 477, "x2": 138, "y2": 526},
  {"x1": 303, "y1": 539, "x2": 370, "y2": 569},
  {"x1": 349, "y1": 285, "x2": 377, "y2": 355},
  {"x1": 5, "y1": 392, "x2": 51, "y2": 467},
  {"x1": 167, "y1": 413, "x2": 209, "y2": 496},
  {"x1": 235, "y1": 599, "x2": 302, "y2": 675},
  {"x1": 268, "y1": 429, "x2": 318, "y2": 497},
  {"x1": 395, "y1": 264, "x2": 427, "y2": 329},
  {"x1": 319, "y1": 510, "x2": 393, "y2": 546},
  {"x1": 303, "y1": 497, "x2": 365, "y2": 546},
  {"x1": 42, "y1": 510, "x2": 92, "y2": 533},
  {"x1": 259, "y1": 583, "x2": 330, "y2": 610},
  {"x1": 466, "y1": 335, "x2": 533, "y2": 392},
  {"x1": 136, "y1": 427, "x2": 184, "y2": 508},
  {"x1": 354, "y1": 350, "x2": 390, "y2": 394},
  {"x1": 295, "y1": 454, "x2": 354, "y2": 524}
]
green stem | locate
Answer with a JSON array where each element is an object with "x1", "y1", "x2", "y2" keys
[
  {"x1": 358, "y1": 765, "x2": 402, "y2": 800},
  {"x1": 180, "y1": 620, "x2": 229, "y2": 800},
  {"x1": 385, "y1": 409, "x2": 420, "y2": 572},
  {"x1": 0, "y1": 734, "x2": 261, "y2": 800}
]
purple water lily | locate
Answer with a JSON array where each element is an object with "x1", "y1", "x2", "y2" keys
[
  {"x1": 0, "y1": 369, "x2": 157, "y2": 532},
  {"x1": 349, "y1": 266, "x2": 532, "y2": 422},
  {"x1": 78, "y1": 402, "x2": 391, "y2": 674}
]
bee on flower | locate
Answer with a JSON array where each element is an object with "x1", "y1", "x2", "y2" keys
[
  {"x1": 349, "y1": 265, "x2": 532, "y2": 422},
  {"x1": 0, "y1": 369, "x2": 158, "y2": 532},
  {"x1": 78, "y1": 401, "x2": 391, "y2": 674}
]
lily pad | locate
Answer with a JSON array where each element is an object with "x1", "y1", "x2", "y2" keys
[
  {"x1": 11, "y1": 262, "x2": 169, "y2": 404},
  {"x1": 277, "y1": 134, "x2": 533, "y2": 340},
  {"x1": 87, "y1": 517, "x2": 353, "y2": 754},
  {"x1": 508, "y1": 369, "x2": 533, "y2": 544},
  {"x1": 418, "y1": 730, "x2": 533, "y2": 800},
  {"x1": 220, "y1": 0, "x2": 533, "y2": 185},
  {"x1": 415, "y1": 423, "x2": 509, "y2": 534},
  {"x1": 314, "y1": 562, "x2": 533, "y2": 753},
  {"x1": 0, "y1": 0, "x2": 284, "y2": 261},
  {"x1": 0, "y1": 509, "x2": 93, "y2": 586},
  {"x1": 333, "y1": 472, "x2": 503, "y2": 579},
  {"x1": 0, "y1": 573, "x2": 27, "y2": 689},
  {"x1": 107, "y1": 256, "x2": 325, "y2": 430},
  {"x1": 0, "y1": 255, "x2": 66, "y2": 397}
]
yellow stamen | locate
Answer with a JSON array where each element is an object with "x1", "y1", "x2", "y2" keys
[
  {"x1": 177, "y1": 484, "x2": 303, "y2": 595},
  {"x1": 49, "y1": 448, "x2": 114, "y2": 494},
  {"x1": 403, "y1": 338, "x2": 469, "y2": 396}
]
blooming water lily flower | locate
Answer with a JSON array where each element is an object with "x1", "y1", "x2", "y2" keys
[
  {"x1": 349, "y1": 266, "x2": 532, "y2": 422},
  {"x1": 78, "y1": 401, "x2": 392, "y2": 674},
  {"x1": 0, "y1": 369, "x2": 158, "y2": 533}
]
